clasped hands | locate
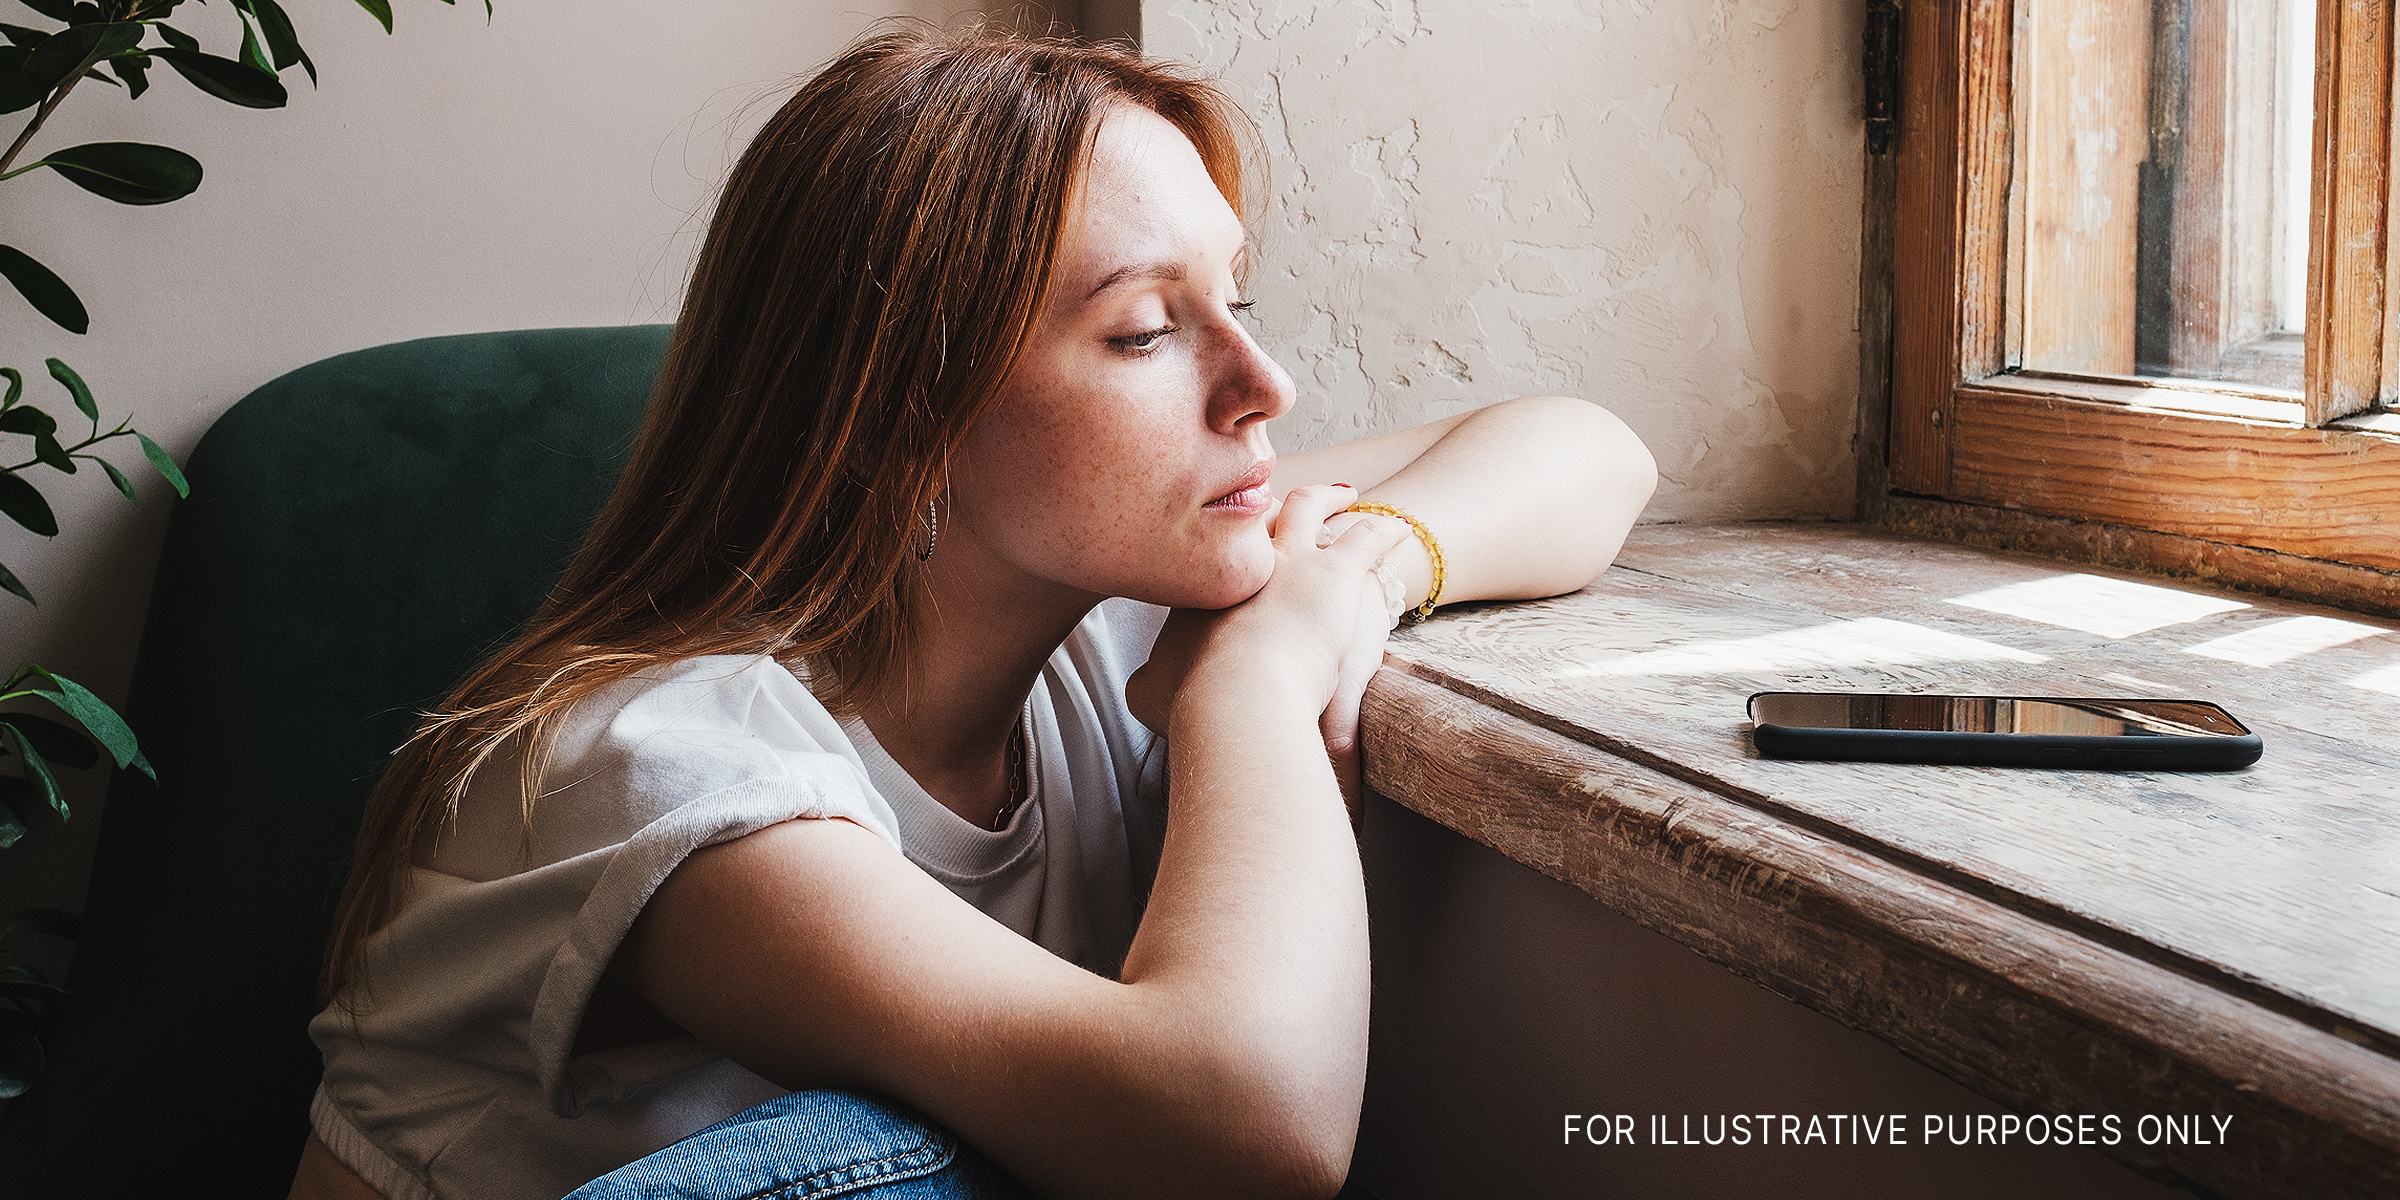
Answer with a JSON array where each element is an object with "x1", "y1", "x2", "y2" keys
[{"x1": 1125, "y1": 484, "x2": 1415, "y2": 822}]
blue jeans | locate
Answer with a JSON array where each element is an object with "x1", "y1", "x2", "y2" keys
[
  {"x1": 567, "y1": 1088, "x2": 1380, "y2": 1200},
  {"x1": 565, "y1": 1090, "x2": 1032, "y2": 1200}
]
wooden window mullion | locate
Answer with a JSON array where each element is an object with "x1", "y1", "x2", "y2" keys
[
  {"x1": 2305, "y1": 0, "x2": 2397, "y2": 424},
  {"x1": 1892, "y1": 0, "x2": 2014, "y2": 495}
]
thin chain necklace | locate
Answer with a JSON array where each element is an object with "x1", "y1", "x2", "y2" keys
[{"x1": 990, "y1": 719, "x2": 1028, "y2": 831}]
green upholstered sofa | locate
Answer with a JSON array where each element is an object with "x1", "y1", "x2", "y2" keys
[{"x1": 0, "y1": 325, "x2": 671, "y2": 1197}]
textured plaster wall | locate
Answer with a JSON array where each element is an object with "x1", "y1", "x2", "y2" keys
[{"x1": 1147, "y1": 0, "x2": 1865, "y2": 521}]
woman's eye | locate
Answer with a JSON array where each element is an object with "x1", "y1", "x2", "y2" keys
[{"x1": 1111, "y1": 325, "x2": 1178, "y2": 354}]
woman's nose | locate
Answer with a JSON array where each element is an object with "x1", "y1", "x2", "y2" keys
[{"x1": 1206, "y1": 318, "x2": 1295, "y2": 434}]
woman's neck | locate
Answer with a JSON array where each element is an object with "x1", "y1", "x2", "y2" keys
[{"x1": 856, "y1": 542, "x2": 1099, "y2": 828}]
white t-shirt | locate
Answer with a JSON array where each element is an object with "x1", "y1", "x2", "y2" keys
[{"x1": 308, "y1": 599, "x2": 1169, "y2": 1200}]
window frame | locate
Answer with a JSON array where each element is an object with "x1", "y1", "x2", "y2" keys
[{"x1": 1881, "y1": 0, "x2": 2400, "y2": 613}]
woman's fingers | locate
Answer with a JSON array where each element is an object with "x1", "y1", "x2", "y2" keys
[
  {"x1": 1318, "y1": 574, "x2": 1389, "y2": 829},
  {"x1": 1272, "y1": 483, "x2": 1360, "y2": 543}
]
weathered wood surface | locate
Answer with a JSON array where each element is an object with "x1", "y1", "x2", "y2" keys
[
  {"x1": 1949, "y1": 383, "x2": 2400, "y2": 571},
  {"x1": 2305, "y1": 0, "x2": 2394, "y2": 423},
  {"x1": 1364, "y1": 671, "x2": 2400, "y2": 1200},
  {"x1": 1360, "y1": 521, "x2": 2400, "y2": 1199},
  {"x1": 1887, "y1": 0, "x2": 1963, "y2": 493},
  {"x1": 1884, "y1": 492, "x2": 2400, "y2": 619},
  {"x1": 2015, "y1": 0, "x2": 2147, "y2": 375},
  {"x1": 1889, "y1": 0, "x2": 2396, "y2": 597}
]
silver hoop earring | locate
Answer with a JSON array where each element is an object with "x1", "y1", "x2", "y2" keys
[{"x1": 917, "y1": 490, "x2": 940, "y2": 562}]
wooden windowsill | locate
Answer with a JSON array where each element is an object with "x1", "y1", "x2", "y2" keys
[{"x1": 1360, "y1": 521, "x2": 2400, "y2": 1200}]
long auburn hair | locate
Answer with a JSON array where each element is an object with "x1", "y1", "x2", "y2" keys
[{"x1": 323, "y1": 25, "x2": 1255, "y2": 1004}]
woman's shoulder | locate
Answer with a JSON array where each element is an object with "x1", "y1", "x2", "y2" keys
[{"x1": 429, "y1": 653, "x2": 895, "y2": 879}]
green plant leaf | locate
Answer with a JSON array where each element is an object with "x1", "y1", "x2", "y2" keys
[
  {"x1": 0, "y1": 24, "x2": 47, "y2": 49},
  {"x1": 20, "y1": 21, "x2": 141, "y2": 94},
  {"x1": 0, "y1": 908, "x2": 80, "y2": 943},
  {"x1": 134, "y1": 432, "x2": 187, "y2": 498},
  {"x1": 0, "y1": 246, "x2": 89, "y2": 335},
  {"x1": 92, "y1": 455, "x2": 133, "y2": 501},
  {"x1": 353, "y1": 0, "x2": 394, "y2": 35},
  {"x1": 0, "y1": 559, "x2": 31, "y2": 606},
  {"x1": 151, "y1": 47, "x2": 285, "y2": 108},
  {"x1": 30, "y1": 433, "x2": 72, "y2": 473},
  {"x1": 0, "y1": 1019, "x2": 42, "y2": 1099},
  {"x1": 153, "y1": 23, "x2": 198, "y2": 54},
  {"x1": 233, "y1": 12, "x2": 271, "y2": 76},
  {"x1": 20, "y1": 668, "x2": 146, "y2": 778},
  {"x1": 15, "y1": 0, "x2": 78, "y2": 23},
  {"x1": 0, "y1": 468, "x2": 59, "y2": 537},
  {"x1": 108, "y1": 50, "x2": 147, "y2": 99},
  {"x1": 36, "y1": 141, "x2": 202, "y2": 206},
  {"x1": 0, "y1": 46, "x2": 43, "y2": 115},
  {"x1": 0, "y1": 785, "x2": 26, "y2": 850},
  {"x1": 1, "y1": 715, "x2": 99, "y2": 772},
  {"x1": 1, "y1": 368, "x2": 19, "y2": 408},
  {"x1": 0, "y1": 405, "x2": 57, "y2": 438},
  {"x1": 13, "y1": 735, "x2": 66, "y2": 821},
  {"x1": 42, "y1": 358, "x2": 94, "y2": 423},
  {"x1": 244, "y1": 0, "x2": 313, "y2": 84}
]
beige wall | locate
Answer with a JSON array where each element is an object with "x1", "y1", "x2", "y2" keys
[
  {"x1": 0, "y1": 0, "x2": 994, "y2": 958},
  {"x1": 1148, "y1": 0, "x2": 1865, "y2": 522}
]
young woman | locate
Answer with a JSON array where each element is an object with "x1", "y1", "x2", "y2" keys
[{"x1": 289, "y1": 26, "x2": 1655, "y2": 1200}]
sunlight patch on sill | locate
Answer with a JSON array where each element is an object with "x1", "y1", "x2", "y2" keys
[
  {"x1": 1943, "y1": 574, "x2": 2250, "y2": 638},
  {"x1": 1567, "y1": 617, "x2": 2046, "y2": 678},
  {"x1": 2345, "y1": 661, "x2": 2400, "y2": 697},
  {"x1": 2183, "y1": 616, "x2": 2389, "y2": 667}
]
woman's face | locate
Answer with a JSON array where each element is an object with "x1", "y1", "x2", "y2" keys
[{"x1": 949, "y1": 105, "x2": 1295, "y2": 612}]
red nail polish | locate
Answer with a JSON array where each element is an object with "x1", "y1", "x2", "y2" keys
[{"x1": 1333, "y1": 482, "x2": 1354, "y2": 489}]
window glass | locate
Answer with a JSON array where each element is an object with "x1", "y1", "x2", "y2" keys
[{"x1": 2010, "y1": 0, "x2": 2314, "y2": 393}]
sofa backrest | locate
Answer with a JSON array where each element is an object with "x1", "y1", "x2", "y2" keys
[{"x1": 0, "y1": 325, "x2": 670, "y2": 1197}]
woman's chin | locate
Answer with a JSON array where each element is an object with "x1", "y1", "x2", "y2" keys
[{"x1": 1138, "y1": 545, "x2": 1274, "y2": 611}]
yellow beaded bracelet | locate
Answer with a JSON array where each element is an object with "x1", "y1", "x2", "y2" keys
[{"x1": 1346, "y1": 501, "x2": 1446, "y2": 624}]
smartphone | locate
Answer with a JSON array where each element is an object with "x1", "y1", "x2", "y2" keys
[{"x1": 1747, "y1": 691, "x2": 2262, "y2": 770}]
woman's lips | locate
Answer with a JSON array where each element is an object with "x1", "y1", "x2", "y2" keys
[
  {"x1": 1204, "y1": 482, "x2": 1272, "y2": 512},
  {"x1": 1204, "y1": 459, "x2": 1276, "y2": 513}
]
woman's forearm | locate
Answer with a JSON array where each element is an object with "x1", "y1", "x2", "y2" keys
[
  {"x1": 1297, "y1": 395, "x2": 1658, "y2": 610},
  {"x1": 1114, "y1": 652, "x2": 1371, "y2": 1195}
]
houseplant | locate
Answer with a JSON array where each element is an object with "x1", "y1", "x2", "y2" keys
[{"x1": 0, "y1": 0, "x2": 480, "y2": 1097}]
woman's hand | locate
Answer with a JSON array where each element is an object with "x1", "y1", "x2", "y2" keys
[{"x1": 1127, "y1": 485, "x2": 1409, "y2": 818}]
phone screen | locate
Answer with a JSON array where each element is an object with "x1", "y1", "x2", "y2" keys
[{"x1": 1747, "y1": 693, "x2": 2253, "y2": 738}]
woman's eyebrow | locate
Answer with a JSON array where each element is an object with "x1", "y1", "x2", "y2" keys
[
  {"x1": 1084, "y1": 260, "x2": 1186, "y2": 302},
  {"x1": 1080, "y1": 237, "x2": 1248, "y2": 303}
]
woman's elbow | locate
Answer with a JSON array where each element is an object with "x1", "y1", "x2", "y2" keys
[
  {"x1": 1165, "y1": 1024, "x2": 1361, "y2": 1199},
  {"x1": 1531, "y1": 393, "x2": 1657, "y2": 506},
  {"x1": 1215, "y1": 1091, "x2": 1358, "y2": 1200},
  {"x1": 1508, "y1": 394, "x2": 1656, "y2": 586}
]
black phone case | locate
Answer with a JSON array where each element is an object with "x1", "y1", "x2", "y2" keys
[{"x1": 1748, "y1": 696, "x2": 2263, "y2": 771}]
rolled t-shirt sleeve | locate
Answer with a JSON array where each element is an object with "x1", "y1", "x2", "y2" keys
[
  {"x1": 323, "y1": 654, "x2": 903, "y2": 1166},
  {"x1": 312, "y1": 628, "x2": 1176, "y2": 1199},
  {"x1": 513, "y1": 655, "x2": 903, "y2": 1113}
]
